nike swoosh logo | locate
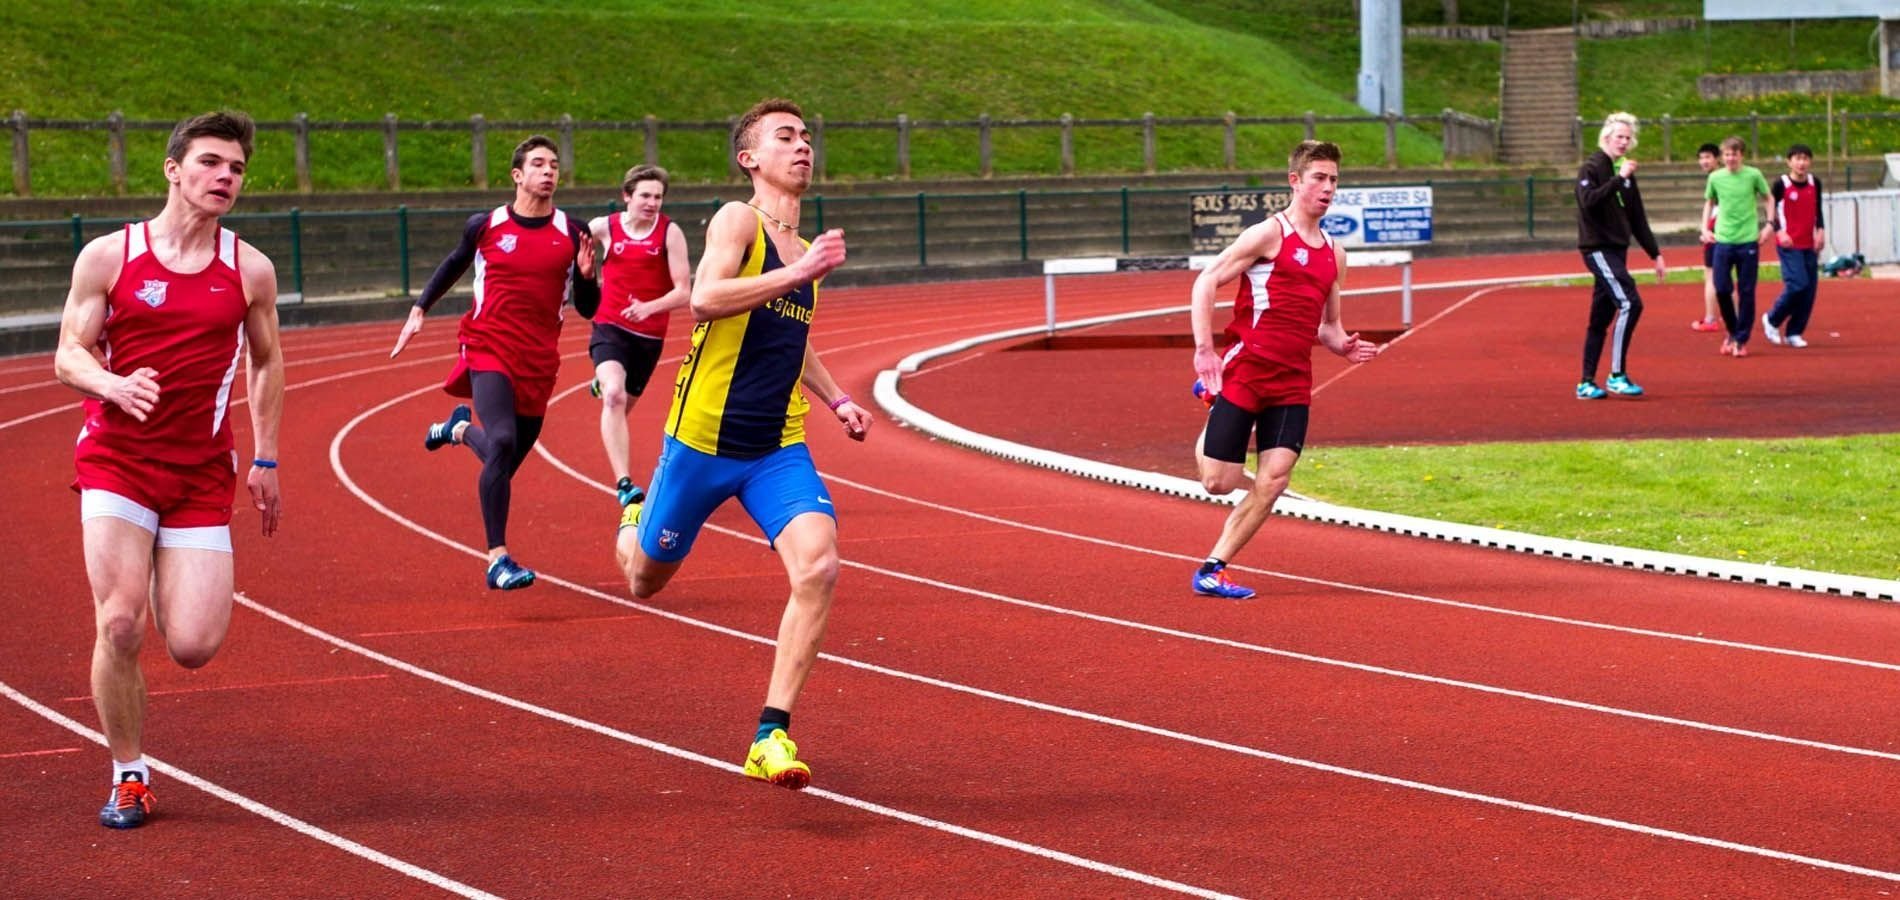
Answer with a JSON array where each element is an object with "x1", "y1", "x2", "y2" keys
[
  {"x1": 817, "y1": 497, "x2": 832, "y2": 505},
  {"x1": 209, "y1": 287, "x2": 227, "y2": 292}
]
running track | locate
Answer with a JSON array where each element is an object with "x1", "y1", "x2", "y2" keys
[{"x1": 2, "y1": 252, "x2": 1897, "y2": 897}]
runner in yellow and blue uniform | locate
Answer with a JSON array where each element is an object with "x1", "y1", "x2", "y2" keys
[{"x1": 614, "y1": 98, "x2": 872, "y2": 792}]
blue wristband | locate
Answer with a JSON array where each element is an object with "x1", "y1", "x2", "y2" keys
[{"x1": 252, "y1": 458, "x2": 278, "y2": 469}]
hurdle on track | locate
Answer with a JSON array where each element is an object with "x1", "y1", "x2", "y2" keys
[{"x1": 1040, "y1": 251, "x2": 1414, "y2": 336}]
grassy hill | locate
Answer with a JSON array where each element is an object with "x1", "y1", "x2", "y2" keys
[
  {"x1": 0, "y1": 0, "x2": 1443, "y2": 195},
  {"x1": 4, "y1": 0, "x2": 1895, "y2": 195}
]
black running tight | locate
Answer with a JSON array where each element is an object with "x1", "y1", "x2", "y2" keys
[{"x1": 463, "y1": 370, "x2": 544, "y2": 550}]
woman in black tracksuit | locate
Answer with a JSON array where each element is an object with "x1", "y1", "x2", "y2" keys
[{"x1": 1575, "y1": 112, "x2": 1666, "y2": 399}]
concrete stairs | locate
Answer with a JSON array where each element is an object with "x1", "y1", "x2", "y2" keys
[{"x1": 1500, "y1": 27, "x2": 1579, "y2": 165}]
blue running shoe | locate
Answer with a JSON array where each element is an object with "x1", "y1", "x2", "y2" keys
[
  {"x1": 486, "y1": 555, "x2": 536, "y2": 590},
  {"x1": 1191, "y1": 379, "x2": 1214, "y2": 408},
  {"x1": 1191, "y1": 565, "x2": 1256, "y2": 600},
  {"x1": 99, "y1": 773, "x2": 155, "y2": 829},
  {"x1": 425, "y1": 404, "x2": 471, "y2": 451},
  {"x1": 1575, "y1": 381, "x2": 1607, "y2": 400},
  {"x1": 615, "y1": 477, "x2": 646, "y2": 509},
  {"x1": 1605, "y1": 373, "x2": 1644, "y2": 397}
]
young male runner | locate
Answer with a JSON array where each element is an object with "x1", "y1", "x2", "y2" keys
[
  {"x1": 390, "y1": 135, "x2": 599, "y2": 589},
  {"x1": 54, "y1": 111, "x2": 285, "y2": 827},
  {"x1": 1762, "y1": 143, "x2": 1826, "y2": 349},
  {"x1": 586, "y1": 165, "x2": 691, "y2": 510},
  {"x1": 615, "y1": 99, "x2": 872, "y2": 788},
  {"x1": 1574, "y1": 112, "x2": 1666, "y2": 399},
  {"x1": 1187, "y1": 139, "x2": 1383, "y2": 600}
]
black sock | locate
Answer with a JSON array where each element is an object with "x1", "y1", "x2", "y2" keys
[
  {"x1": 1198, "y1": 557, "x2": 1225, "y2": 576},
  {"x1": 756, "y1": 706, "x2": 791, "y2": 742}
]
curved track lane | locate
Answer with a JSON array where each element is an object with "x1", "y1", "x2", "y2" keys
[{"x1": 4, "y1": 253, "x2": 1898, "y2": 896}]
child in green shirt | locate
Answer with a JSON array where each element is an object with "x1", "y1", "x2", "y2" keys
[{"x1": 1699, "y1": 136, "x2": 1773, "y2": 356}]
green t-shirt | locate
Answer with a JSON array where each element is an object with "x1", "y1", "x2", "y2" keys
[{"x1": 1705, "y1": 166, "x2": 1771, "y2": 244}]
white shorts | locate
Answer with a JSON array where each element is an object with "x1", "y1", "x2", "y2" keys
[{"x1": 81, "y1": 489, "x2": 233, "y2": 553}]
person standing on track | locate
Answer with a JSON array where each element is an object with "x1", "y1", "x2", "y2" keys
[
  {"x1": 1186, "y1": 139, "x2": 1383, "y2": 600},
  {"x1": 614, "y1": 98, "x2": 872, "y2": 789},
  {"x1": 1762, "y1": 143, "x2": 1826, "y2": 349},
  {"x1": 1574, "y1": 111, "x2": 1665, "y2": 400},
  {"x1": 1700, "y1": 135, "x2": 1774, "y2": 358},
  {"x1": 1691, "y1": 142, "x2": 1724, "y2": 334},
  {"x1": 585, "y1": 165, "x2": 691, "y2": 513},
  {"x1": 54, "y1": 111, "x2": 285, "y2": 828},
  {"x1": 389, "y1": 135, "x2": 600, "y2": 590}
]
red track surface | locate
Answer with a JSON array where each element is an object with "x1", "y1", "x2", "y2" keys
[{"x1": 3, "y1": 252, "x2": 1898, "y2": 897}]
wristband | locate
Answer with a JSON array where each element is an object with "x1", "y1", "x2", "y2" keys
[
  {"x1": 252, "y1": 458, "x2": 278, "y2": 469},
  {"x1": 826, "y1": 394, "x2": 852, "y2": 411}
]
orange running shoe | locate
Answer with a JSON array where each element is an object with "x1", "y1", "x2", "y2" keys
[{"x1": 99, "y1": 773, "x2": 155, "y2": 829}]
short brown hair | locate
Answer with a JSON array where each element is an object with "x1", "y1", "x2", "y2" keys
[
  {"x1": 731, "y1": 98, "x2": 804, "y2": 159},
  {"x1": 511, "y1": 135, "x2": 559, "y2": 171},
  {"x1": 620, "y1": 164, "x2": 670, "y2": 195},
  {"x1": 1288, "y1": 140, "x2": 1342, "y2": 175},
  {"x1": 166, "y1": 111, "x2": 254, "y2": 164},
  {"x1": 1720, "y1": 135, "x2": 1746, "y2": 155}
]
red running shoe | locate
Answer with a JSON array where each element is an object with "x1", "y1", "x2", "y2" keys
[{"x1": 1690, "y1": 317, "x2": 1722, "y2": 332}]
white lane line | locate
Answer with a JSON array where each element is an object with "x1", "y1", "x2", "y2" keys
[
  {"x1": 329, "y1": 381, "x2": 1234, "y2": 898},
  {"x1": 0, "y1": 678, "x2": 501, "y2": 900},
  {"x1": 342, "y1": 383, "x2": 1900, "y2": 885},
  {"x1": 7, "y1": 303, "x2": 1892, "y2": 682},
  {"x1": 824, "y1": 474, "x2": 1900, "y2": 675},
  {"x1": 1311, "y1": 284, "x2": 1516, "y2": 395},
  {"x1": 0, "y1": 341, "x2": 465, "y2": 399},
  {"x1": 531, "y1": 429, "x2": 1900, "y2": 762},
  {"x1": 874, "y1": 286, "x2": 1900, "y2": 603}
]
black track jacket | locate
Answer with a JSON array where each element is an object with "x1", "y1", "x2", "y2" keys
[{"x1": 1575, "y1": 149, "x2": 1661, "y2": 258}]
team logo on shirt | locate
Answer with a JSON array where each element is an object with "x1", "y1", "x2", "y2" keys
[
  {"x1": 1293, "y1": 247, "x2": 1309, "y2": 266},
  {"x1": 1789, "y1": 190, "x2": 1799, "y2": 201},
  {"x1": 613, "y1": 240, "x2": 628, "y2": 256},
  {"x1": 498, "y1": 234, "x2": 518, "y2": 254},
  {"x1": 135, "y1": 279, "x2": 168, "y2": 308}
]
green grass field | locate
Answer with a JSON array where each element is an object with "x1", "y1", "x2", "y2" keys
[{"x1": 1294, "y1": 435, "x2": 1900, "y2": 580}]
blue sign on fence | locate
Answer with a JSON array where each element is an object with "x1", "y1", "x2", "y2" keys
[{"x1": 1326, "y1": 187, "x2": 1433, "y2": 247}]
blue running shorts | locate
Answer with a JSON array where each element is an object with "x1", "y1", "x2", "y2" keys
[{"x1": 638, "y1": 436, "x2": 835, "y2": 563}]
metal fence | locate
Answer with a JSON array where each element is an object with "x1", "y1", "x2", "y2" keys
[
  {"x1": 5, "y1": 164, "x2": 1890, "y2": 315},
  {"x1": 4, "y1": 109, "x2": 1500, "y2": 197}
]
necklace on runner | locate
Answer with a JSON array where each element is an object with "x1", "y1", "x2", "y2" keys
[{"x1": 747, "y1": 203, "x2": 798, "y2": 234}]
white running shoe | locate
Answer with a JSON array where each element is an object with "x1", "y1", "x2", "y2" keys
[
  {"x1": 1762, "y1": 314, "x2": 1783, "y2": 345},
  {"x1": 1787, "y1": 334, "x2": 1809, "y2": 348}
]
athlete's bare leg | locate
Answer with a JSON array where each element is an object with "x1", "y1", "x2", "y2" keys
[
  {"x1": 595, "y1": 359, "x2": 632, "y2": 485},
  {"x1": 618, "y1": 530, "x2": 683, "y2": 599},
  {"x1": 1207, "y1": 448, "x2": 1298, "y2": 562},
  {"x1": 150, "y1": 547, "x2": 235, "y2": 669},
  {"x1": 84, "y1": 518, "x2": 157, "y2": 765},
  {"x1": 763, "y1": 512, "x2": 838, "y2": 713}
]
